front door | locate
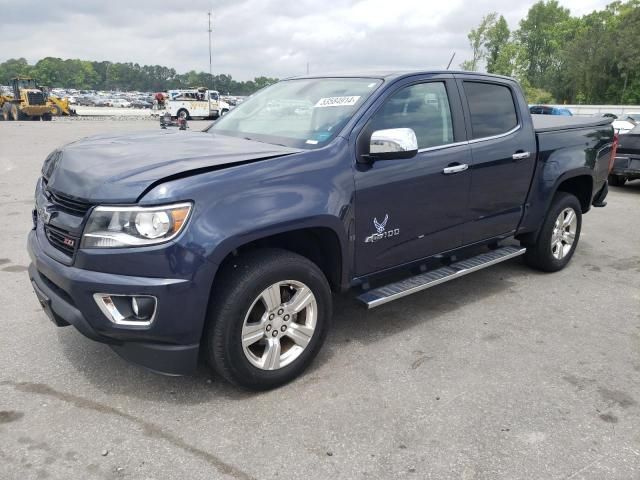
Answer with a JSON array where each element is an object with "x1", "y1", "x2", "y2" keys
[{"x1": 353, "y1": 78, "x2": 473, "y2": 276}]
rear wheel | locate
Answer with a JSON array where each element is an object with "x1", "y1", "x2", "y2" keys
[
  {"x1": 42, "y1": 113, "x2": 52, "y2": 121},
  {"x1": 523, "y1": 192, "x2": 582, "y2": 272},
  {"x1": 205, "y1": 249, "x2": 332, "y2": 390},
  {"x1": 177, "y1": 108, "x2": 189, "y2": 120},
  {"x1": 608, "y1": 174, "x2": 626, "y2": 187}
]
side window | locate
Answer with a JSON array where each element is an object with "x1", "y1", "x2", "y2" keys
[
  {"x1": 463, "y1": 82, "x2": 518, "y2": 139},
  {"x1": 369, "y1": 82, "x2": 454, "y2": 149}
]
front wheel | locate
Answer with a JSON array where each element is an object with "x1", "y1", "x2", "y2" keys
[
  {"x1": 177, "y1": 109, "x2": 189, "y2": 120},
  {"x1": 205, "y1": 249, "x2": 332, "y2": 390},
  {"x1": 523, "y1": 192, "x2": 582, "y2": 272}
]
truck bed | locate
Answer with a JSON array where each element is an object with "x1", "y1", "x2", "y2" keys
[{"x1": 532, "y1": 114, "x2": 613, "y2": 133}]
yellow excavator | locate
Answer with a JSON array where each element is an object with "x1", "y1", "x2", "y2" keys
[
  {"x1": 46, "y1": 93, "x2": 76, "y2": 117},
  {"x1": 0, "y1": 77, "x2": 76, "y2": 121}
]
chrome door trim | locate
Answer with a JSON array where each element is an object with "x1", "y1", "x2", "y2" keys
[
  {"x1": 417, "y1": 140, "x2": 469, "y2": 153},
  {"x1": 415, "y1": 125, "x2": 521, "y2": 154},
  {"x1": 467, "y1": 124, "x2": 522, "y2": 144}
]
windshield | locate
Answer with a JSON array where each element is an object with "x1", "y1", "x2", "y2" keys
[
  {"x1": 208, "y1": 77, "x2": 383, "y2": 148},
  {"x1": 17, "y1": 79, "x2": 37, "y2": 89}
]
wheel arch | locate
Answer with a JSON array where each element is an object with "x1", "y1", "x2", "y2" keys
[
  {"x1": 555, "y1": 173, "x2": 593, "y2": 214},
  {"x1": 517, "y1": 169, "x2": 593, "y2": 246},
  {"x1": 211, "y1": 225, "x2": 346, "y2": 294}
]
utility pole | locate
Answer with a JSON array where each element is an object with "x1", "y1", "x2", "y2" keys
[{"x1": 208, "y1": 11, "x2": 215, "y2": 90}]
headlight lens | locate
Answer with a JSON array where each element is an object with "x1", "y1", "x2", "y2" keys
[{"x1": 81, "y1": 202, "x2": 192, "y2": 248}]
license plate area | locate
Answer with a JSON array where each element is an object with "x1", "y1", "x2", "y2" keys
[{"x1": 31, "y1": 280, "x2": 67, "y2": 326}]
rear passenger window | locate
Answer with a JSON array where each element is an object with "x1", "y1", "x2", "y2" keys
[
  {"x1": 463, "y1": 82, "x2": 518, "y2": 139},
  {"x1": 369, "y1": 82, "x2": 454, "y2": 149}
]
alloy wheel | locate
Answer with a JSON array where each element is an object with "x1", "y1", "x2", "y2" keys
[
  {"x1": 550, "y1": 207, "x2": 577, "y2": 260},
  {"x1": 241, "y1": 280, "x2": 317, "y2": 370}
]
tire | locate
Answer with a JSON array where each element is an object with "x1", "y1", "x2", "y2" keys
[
  {"x1": 608, "y1": 174, "x2": 626, "y2": 187},
  {"x1": 52, "y1": 105, "x2": 62, "y2": 116},
  {"x1": 177, "y1": 109, "x2": 189, "y2": 120},
  {"x1": 205, "y1": 248, "x2": 332, "y2": 390},
  {"x1": 42, "y1": 113, "x2": 52, "y2": 121},
  {"x1": 221, "y1": 108, "x2": 229, "y2": 116},
  {"x1": 10, "y1": 104, "x2": 19, "y2": 121},
  {"x1": 523, "y1": 192, "x2": 582, "y2": 272}
]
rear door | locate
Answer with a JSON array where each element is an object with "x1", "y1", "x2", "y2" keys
[{"x1": 456, "y1": 77, "x2": 537, "y2": 244}]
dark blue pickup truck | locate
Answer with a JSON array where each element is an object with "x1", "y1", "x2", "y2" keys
[{"x1": 28, "y1": 71, "x2": 615, "y2": 389}]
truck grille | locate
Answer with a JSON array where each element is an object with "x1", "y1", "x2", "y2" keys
[
  {"x1": 27, "y1": 92, "x2": 46, "y2": 105},
  {"x1": 46, "y1": 189, "x2": 93, "y2": 216},
  {"x1": 45, "y1": 225, "x2": 80, "y2": 257}
]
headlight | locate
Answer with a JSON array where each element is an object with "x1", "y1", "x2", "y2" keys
[{"x1": 81, "y1": 202, "x2": 192, "y2": 248}]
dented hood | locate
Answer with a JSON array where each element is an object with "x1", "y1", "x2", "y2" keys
[{"x1": 44, "y1": 129, "x2": 301, "y2": 202}]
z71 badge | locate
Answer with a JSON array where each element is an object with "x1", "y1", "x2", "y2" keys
[{"x1": 365, "y1": 214, "x2": 400, "y2": 243}]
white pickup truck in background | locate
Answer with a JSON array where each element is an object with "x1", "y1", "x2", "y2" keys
[{"x1": 165, "y1": 89, "x2": 230, "y2": 120}]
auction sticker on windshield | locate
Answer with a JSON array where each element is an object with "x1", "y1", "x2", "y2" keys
[{"x1": 314, "y1": 96, "x2": 361, "y2": 108}]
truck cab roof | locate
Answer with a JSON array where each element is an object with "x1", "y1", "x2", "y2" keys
[{"x1": 284, "y1": 70, "x2": 516, "y2": 82}]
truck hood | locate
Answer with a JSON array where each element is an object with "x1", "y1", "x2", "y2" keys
[{"x1": 44, "y1": 129, "x2": 302, "y2": 203}]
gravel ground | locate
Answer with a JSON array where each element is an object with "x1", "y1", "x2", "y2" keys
[{"x1": 0, "y1": 119, "x2": 639, "y2": 480}]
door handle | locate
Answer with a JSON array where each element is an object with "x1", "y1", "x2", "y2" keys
[
  {"x1": 443, "y1": 163, "x2": 468, "y2": 174},
  {"x1": 512, "y1": 151, "x2": 531, "y2": 160}
]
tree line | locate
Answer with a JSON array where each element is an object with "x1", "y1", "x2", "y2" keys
[
  {"x1": 0, "y1": 57, "x2": 278, "y2": 96},
  {"x1": 461, "y1": 0, "x2": 640, "y2": 104}
]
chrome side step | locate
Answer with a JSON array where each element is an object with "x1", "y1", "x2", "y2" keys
[{"x1": 357, "y1": 246, "x2": 526, "y2": 309}]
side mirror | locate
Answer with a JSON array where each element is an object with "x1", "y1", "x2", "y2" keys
[{"x1": 368, "y1": 128, "x2": 418, "y2": 160}]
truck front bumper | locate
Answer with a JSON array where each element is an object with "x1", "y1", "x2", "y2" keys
[{"x1": 27, "y1": 229, "x2": 209, "y2": 375}]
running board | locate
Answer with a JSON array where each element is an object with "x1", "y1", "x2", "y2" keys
[{"x1": 357, "y1": 246, "x2": 526, "y2": 309}]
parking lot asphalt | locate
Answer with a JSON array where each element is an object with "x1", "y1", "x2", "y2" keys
[{"x1": 0, "y1": 119, "x2": 639, "y2": 480}]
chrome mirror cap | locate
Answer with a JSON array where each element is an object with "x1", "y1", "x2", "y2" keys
[{"x1": 369, "y1": 128, "x2": 418, "y2": 159}]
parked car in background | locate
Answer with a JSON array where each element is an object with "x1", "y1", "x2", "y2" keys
[
  {"x1": 76, "y1": 96, "x2": 96, "y2": 106},
  {"x1": 529, "y1": 105, "x2": 572, "y2": 116},
  {"x1": 110, "y1": 99, "x2": 131, "y2": 108},
  {"x1": 625, "y1": 112, "x2": 640, "y2": 123},
  {"x1": 610, "y1": 124, "x2": 640, "y2": 186},
  {"x1": 612, "y1": 118, "x2": 636, "y2": 135},
  {"x1": 130, "y1": 99, "x2": 152, "y2": 109}
]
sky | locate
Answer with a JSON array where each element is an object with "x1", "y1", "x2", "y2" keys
[{"x1": 0, "y1": 0, "x2": 613, "y2": 81}]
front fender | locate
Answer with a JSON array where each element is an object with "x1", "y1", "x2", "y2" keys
[{"x1": 142, "y1": 137, "x2": 355, "y2": 285}]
